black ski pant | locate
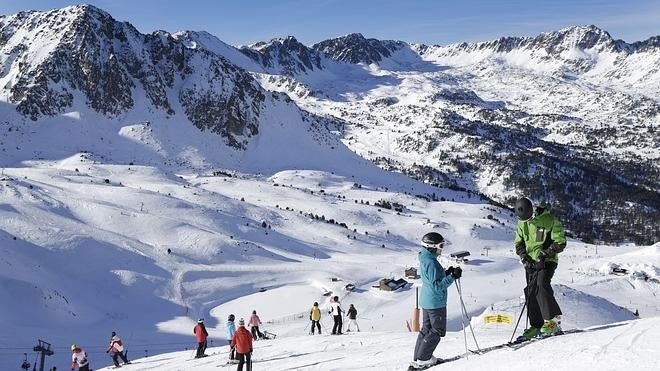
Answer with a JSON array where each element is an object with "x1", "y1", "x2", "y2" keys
[
  {"x1": 237, "y1": 352, "x2": 252, "y2": 371},
  {"x1": 110, "y1": 350, "x2": 129, "y2": 366},
  {"x1": 79, "y1": 365, "x2": 90, "y2": 371},
  {"x1": 251, "y1": 326, "x2": 264, "y2": 340},
  {"x1": 525, "y1": 262, "x2": 562, "y2": 328},
  {"x1": 332, "y1": 315, "x2": 343, "y2": 334},
  {"x1": 311, "y1": 320, "x2": 321, "y2": 334},
  {"x1": 195, "y1": 340, "x2": 207, "y2": 358},
  {"x1": 413, "y1": 307, "x2": 447, "y2": 362}
]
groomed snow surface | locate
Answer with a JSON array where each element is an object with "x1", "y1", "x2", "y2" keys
[
  {"x1": 1, "y1": 163, "x2": 658, "y2": 371},
  {"x1": 98, "y1": 317, "x2": 660, "y2": 371}
]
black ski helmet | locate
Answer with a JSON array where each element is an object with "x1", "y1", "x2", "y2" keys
[
  {"x1": 515, "y1": 197, "x2": 534, "y2": 221},
  {"x1": 421, "y1": 232, "x2": 444, "y2": 249},
  {"x1": 228, "y1": 314, "x2": 235, "y2": 321}
]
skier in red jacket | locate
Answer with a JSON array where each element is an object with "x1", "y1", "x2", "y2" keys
[
  {"x1": 194, "y1": 318, "x2": 209, "y2": 358},
  {"x1": 230, "y1": 318, "x2": 253, "y2": 371},
  {"x1": 106, "y1": 331, "x2": 130, "y2": 367}
]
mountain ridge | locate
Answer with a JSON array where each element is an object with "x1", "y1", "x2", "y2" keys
[{"x1": 1, "y1": 5, "x2": 658, "y2": 244}]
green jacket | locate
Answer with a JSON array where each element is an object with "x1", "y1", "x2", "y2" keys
[{"x1": 514, "y1": 209, "x2": 566, "y2": 263}]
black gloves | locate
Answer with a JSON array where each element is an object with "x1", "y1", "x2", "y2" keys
[
  {"x1": 446, "y1": 266, "x2": 462, "y2": 279},
  {"x1": 535, "y1": 258, "x2": 546, "y2": 270},
  {"x1": 521, "y1": 254, "x2": 546, "y2": 270}
]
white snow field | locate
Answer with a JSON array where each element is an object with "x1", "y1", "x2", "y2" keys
[
  {"x1": 97, "y1": 317, "x2": 660, "y2": 371},
  {"x1": 1, "y1": 160, "x2": 658, "y2": 370}
]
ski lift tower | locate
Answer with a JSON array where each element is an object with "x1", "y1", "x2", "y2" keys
[{"x1": 33, "y1": 340, "x2": 54, "y2": 371}]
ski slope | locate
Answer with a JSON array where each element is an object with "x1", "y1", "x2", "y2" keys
[
  {"x1": 1, "y1": 161, "x2": 658, "y2": 370},
  {"x1": 95, "y1": 317, "x2": 660, "y2": 371}
]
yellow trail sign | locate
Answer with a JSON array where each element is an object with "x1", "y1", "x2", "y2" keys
[{"x1": 483, "y1": 314, "x2": 513, "y2": 324}]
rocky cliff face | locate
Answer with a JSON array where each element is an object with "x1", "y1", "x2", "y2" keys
[
  {"x1": 312, "y1": 33, "x2": 405, "y2": 65},
  {"x1": 0, "y1": 5, "x2": 264, "y2": 148},
  {"x1": 240, "y1": 36, "x2": 323, "y2": 75}
]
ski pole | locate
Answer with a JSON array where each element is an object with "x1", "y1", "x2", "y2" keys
[
  {"x1": 511, "y1": 268, "x2": 537, "y2": 343},
  {"x1": 510, "y1": 301, "x2": 526, "y2": 343},
  {"x1": 456, "y1": 279, "x2": 481, "y2": 352},
  {"x1": 456, "y1": 286, "x2": 469, "y2": 358}
]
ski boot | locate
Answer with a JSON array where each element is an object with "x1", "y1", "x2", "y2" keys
[
  {"x1": 540, "y1": 317, "x2": 562, "y2": 336},
  {"x1": 514, "y1": 327, "x2": 541, "y2": 343},
  {"x1": 408, "y1": 356, "x2": 441, "y2": 370}
]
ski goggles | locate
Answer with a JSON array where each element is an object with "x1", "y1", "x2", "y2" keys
[{"x1": 422, "y1": 241, "x2": 445, "y2": 250}]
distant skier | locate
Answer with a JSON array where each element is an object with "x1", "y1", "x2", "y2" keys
[
  {"x1": 194, "y1": 318, "x2": 209, "y2": 358},
  {"x1": 248, "y1": 310, "x2": 265, "y2": 340},
  {"x1": 70, "y1": 344, "x2": 90, "y2": 371},
  {"x1": 106, "y1": 331, "x2": 130, "y2": 367},
  {"x1": 309, "y1": 302, "x2": 322, "y2": 334},
  {"x1": 514, "y1": 197, "x2": 566, "y2": 339},
  {"x1": 411, "y1": 232, "x2": 462, "y2": 369},
  {"x1": 227, "y1": 314, "x2": 237, "y2": 361},
  {"x1": 230, "y1": 318, "x2": 253, "y2": 371},
  {"x1": 329, "y1": 295, "x2": 343, "y2": 335},
  {"x1": 346, "y1": 304, "x2": 360, "y2": 332}
]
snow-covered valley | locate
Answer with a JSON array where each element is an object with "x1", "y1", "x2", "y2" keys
[{"x1": 1, "y1": 162, "x2": 658, "y2": 370}]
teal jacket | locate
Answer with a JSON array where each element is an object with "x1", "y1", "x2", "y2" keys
[
  {"x1": 514, "y1": 208, "x2": 567, "y2": 263},
  {"x1": 419, "y1": 248, "x2": 455, "y2": 309}
]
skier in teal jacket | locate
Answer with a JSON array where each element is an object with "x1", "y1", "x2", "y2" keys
[{"x1": 411, "y1": 232, "x2": 463, "y2": 369}]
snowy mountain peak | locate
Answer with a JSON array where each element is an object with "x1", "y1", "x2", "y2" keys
[
  {"x1": 63, "y1": 3, "x2": 113, "y2": 18},
  {"x1": 532, "y1": 24, "x2": 621, "y2": 53},
  {"x1": 239, "y1": 35, "x2": 323, "y2": 75},
  {"x1": 417, "y1": 24, "x2": 660, "y2": 82},
  {"x1": 0, "y1": 6, "x2": 272, "y2": 148},
  {"x1": 312, "y1": 33, "x2": 406, "y2": 65},
  {"x1": 633, "y1": 35, "x2": 660, "y2": 51},
  {"x1": 427, "y1": 24, "x2": 621, "y2": 57}
]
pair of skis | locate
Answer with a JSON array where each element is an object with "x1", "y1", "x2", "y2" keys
[{"x1": 407, "y1": 329, "x2": 583, "y2": 370}]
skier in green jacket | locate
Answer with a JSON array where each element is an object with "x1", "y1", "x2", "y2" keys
[{"x1": 514, "y1": 197, "x2": 566, "y2": 339}]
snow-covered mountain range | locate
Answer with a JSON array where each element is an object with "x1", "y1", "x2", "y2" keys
[
  {"x1": 234, "y1": 26, "x2": 660, "y2": 246},
  {"x1": 3, "y1": 5, "x2": 656, "y2": 244},
  {"x1": 1, "y1": 5, "x2": 659, "y2": 370}
]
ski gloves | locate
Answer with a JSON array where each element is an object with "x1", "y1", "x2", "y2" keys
[
  {"x1": 540, "y1": 243, "x2": 566, "y2": 257},
  {"x1": 535, "y1": 243, "x2": 566, "y2": 269},
  {"x1": 521, "y1": 255, "x2": 545, "y2": 270},
  {"x1": 521, "y1": 255, "x2": 535, "y2": 270},
  {"x1": 445, "y1": 266, "x2": 463, "y2": 279}
]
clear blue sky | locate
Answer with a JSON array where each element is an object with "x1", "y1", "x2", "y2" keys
[{"x1": 1, "y1": 0, "x2": 658, "y2": 46}]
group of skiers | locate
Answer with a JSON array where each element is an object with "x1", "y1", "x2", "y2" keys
[
  {"x1": 409, "y1": 196, "x2": 566, "y2": 370},
  {"x1": 70, "y1": 332, "x2": 130, "y2": 371},
  {"x1": 222, "y1": 310, "x2": 267, "y2": 371},
  {"x1": 310, "y1": 297, "x2": 360, "y2": 335}
]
